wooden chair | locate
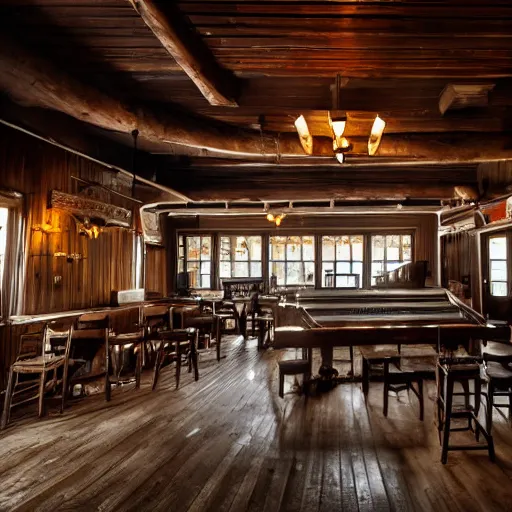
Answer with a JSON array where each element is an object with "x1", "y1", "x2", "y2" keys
[
  {"x1": 278, "y1": 348, "x2": 312, "y2": 398},
  {"x1": 72, "y1": 313, "x2": 111, "y2": 400},
  {"x1": 144, "y1": 305, "x2": 199, "y2": 390},
  {"x1": 1, "y1": 321, "x2": 73, "y2": 429},
  {"x1": 482, "y1": 353, "x2": 512, "y2": 434},
  {"x1": 108, "y1": 307, "x2": 146, "y2": 392},
  {"x1": 383, "y1": 356, "x2": 435, "y2": 420}
]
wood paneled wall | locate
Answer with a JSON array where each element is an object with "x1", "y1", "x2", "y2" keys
[
  {"x1": 166, "y1": 213, "x2": 439, "y2": 290},
  {"x1": 145, "y1": 244, "x2": 168, "y2": 297},
  {"x1": 0, "y1": 124, "x2": 140, "y2": 314},
  {"x1": 0, "y1": 124, "x2": 168, "y2": 391}
]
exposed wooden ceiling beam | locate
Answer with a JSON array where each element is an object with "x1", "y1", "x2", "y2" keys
[
  {"x1": 128, "y1": 0, "x2": 239, "y2": 106},
  {"x1": 2, "y1": 35, "x2": 512, "y2": 163}
]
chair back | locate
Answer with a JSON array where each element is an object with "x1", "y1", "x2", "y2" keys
[
  {"x1": 45, "y1": 321, "x2": 74, "y2": 365},
  {"x1": 16, "y1": 328, "x2": 46, "y2": 361},
  {"x1": 74, "y1": 313, "x2": 109, "y2": 341},
  {"x1": 144, "y1": 305, "x2": 171, "y2": 334}
]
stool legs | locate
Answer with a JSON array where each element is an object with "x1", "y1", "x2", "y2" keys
[
  {"x1": 487, "y1": 381, "x2": 495, "y2": 435},
  {"x1": 441, "y1": 377, "x2": 455, "y2": 465},
  {"x1": 279, "y1": 372, "x2": 284, "y2": 398}
]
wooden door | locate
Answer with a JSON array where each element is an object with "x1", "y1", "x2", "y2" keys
[{"x1": 482, "y1": 232, "x2": 512, "y2": 320}]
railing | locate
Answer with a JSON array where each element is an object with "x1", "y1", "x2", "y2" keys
[{"x1": 374, "y1": 261, "x2": 428, "y2": 289}]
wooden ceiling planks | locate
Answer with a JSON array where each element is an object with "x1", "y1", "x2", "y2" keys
[{"x1": 1, "y1": 0, "x2": 512, "y2": 202}]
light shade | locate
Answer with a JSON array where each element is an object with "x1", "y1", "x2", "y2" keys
[
  {"x1": 294, "y1": 115, "x2": 313, "y2": 155},
  {"x1": 368, "y1": 115, "x2": 386, "y2": 156},
  {"x1": 335, "y1": 152, "x2": 345, "y2": 164}
]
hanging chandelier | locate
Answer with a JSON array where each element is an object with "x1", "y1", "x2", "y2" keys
[{"x1": 266, "y1": 212, "x2": 286, "y2": 226}]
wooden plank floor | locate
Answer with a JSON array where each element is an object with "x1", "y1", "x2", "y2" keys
[{"x1": 2, "y1": 336, "x2": 512, "y2": 511}]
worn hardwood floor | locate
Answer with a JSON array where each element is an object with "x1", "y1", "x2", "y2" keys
[{"x1": 2, "y1": 336, "x2": 512, "y2": 511}]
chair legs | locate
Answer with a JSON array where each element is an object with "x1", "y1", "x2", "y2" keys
[
  {"x1": 38, "y1": 371, "x2": 46, "y2": 418},
  {"x1": 1, "y1": 369, "x2": 15, "y2": 429}
]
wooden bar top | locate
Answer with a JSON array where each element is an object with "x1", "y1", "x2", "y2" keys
[{"x1": 7, "y1": 297, "x2": 203, "y2": 326}]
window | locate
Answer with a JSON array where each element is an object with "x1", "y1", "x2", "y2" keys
[
  {"x1": 489, "y1": 236, "x2": 507, "y2": 297},
  {"x1": 269, "y1": 235, "x2": 315, "y2": 286},
  {"x1": 219, "y1": 235, "x2": 262, "y2": 278},
  {"x1": 321, "y1": 235, "x2": 363, "y2": 288},
  {"x1": 178, "y1": 235, "x2": 212, "y2": 288},
  {"x1": 371, "y1": 234, "x2": 412, "y2": 285}
]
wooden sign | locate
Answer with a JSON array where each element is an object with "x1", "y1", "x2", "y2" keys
[
  {"x1": 141, "y1": 210, "x2": 163, "y2": 245},
  {"x1": 50, "y1": 190, "x2": 132, "y2": 228}
]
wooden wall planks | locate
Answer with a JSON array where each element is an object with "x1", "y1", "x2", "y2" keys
[
  {"x1": 0, "y1": 123, "x2": 171, "y2": 390},
  {"x1": 0, "y1": 124, "x2": 138, "y2": 315}
]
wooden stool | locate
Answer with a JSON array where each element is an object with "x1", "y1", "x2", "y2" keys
[
  {"x1": 436, "y1": 359, "x2": 495, "y2": 464},
  {"x1": 383, "y1": 356, "x2": 435, "y2": 421},
  {"x1": 278, "y1": 348, "x2": 312, "y2": 398},
  {"x1": 257, "y1": 314, "x2": 274, "y2": 350},
  {"x1": 360, "y1": 346, "x2": 401, "y2": 400},
  {"x1": 214, "y1": 313, "x2": 232, "y2": 361},
  {"x1": 482, "y1": 353, "x2": 512, "y2": 434}
]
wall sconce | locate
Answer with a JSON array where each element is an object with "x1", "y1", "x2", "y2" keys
[
  {"x1": 294, "y1": 115, "x2": 313, "y2": 155},
  {"x1": 32, "y1": 222, "x2": 61, "y2": 234},
  {"x1": 79, "y1": 217, "x2": 102, "y2": 239},
  {"x1": 368, "y1": 115, "x2": 386, "y2": 156}
]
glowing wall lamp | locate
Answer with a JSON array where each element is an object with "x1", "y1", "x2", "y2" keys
[
  {"x1": 294, "y1": 115, "x2": 313, "y2": 155},
  {"x1": 368, "y1": 115, "x2": 386, "y2": 156}
]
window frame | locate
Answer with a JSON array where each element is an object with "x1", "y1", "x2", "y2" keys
[
  {"x1": 369, "y1": 232, "x2": 414, "y2": 287},
  {"x1": 268, "y1": 234, "x2": 316, "y2": 288},
  {"x1": 219, "y1": 234, "x2": 263, "y2": 280},
  {"x1": 177, "y1": 234, "x2": 213, "y2": 289},
  {"x1": 488, "y1": 234, "x2": 508, "y2": 297},
  {"x1": 320, "y1": 234, "x2": 364, "y2": 289}
]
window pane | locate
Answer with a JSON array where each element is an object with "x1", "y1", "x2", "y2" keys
[
  {"x1": 234, "y1": 262, "x2": 249, "y2": 277},
  {"x1": 336, "y1": 261, "x2": 351, "y2": 274},
  {"x1": 387, "y1": 236, "x2": 400, "y2": 260},
  {"x1": 187, "y1": 263, "x2": 199, "y2": 288},
  {"x1": 336, "y1": 275, "x2": 357, "y2": 288},
  {"x1": 200, "y1": 274, "x2": 210, "y2": 289},
  {"x1": 302, "y1": 236, "x2": 315, "y2": 260},
  {"x1": 250, "y1": 262, "x2": 262, "y2": 277},
  {"x1": 387, "y1": 261, "x2": 403, "y2": 272},
  {"x1": 220, "y1": 236, "x2": 231, "y2": 260},
  {"x1": 371, "y1": 262, "x2": 384, "y2": 285},
  {"x1": 352, "y1": 262, "x2": 363, "y2": 288},
  {"x1": 336, "y1": 236, "x2": 351, "y2": 260},
  {"x1": 491, "y1": 260, "x2": 507, "y2": 282},
  {"x1": 270, "y1": 237, "x2": 286, "y2": 260},
  {"x1": 248, "y1": 236, "x2": 262, "y2": 260},
  {"x1": 372, "y1": 235, "x2": 385, "y2": 260},
  {"x1": 187, "y1": 236, "x2": 200, "y2": 260},
  {"x1": 201, "y1": 237, "x2": 211, "y2": 259},
  {"x1": 490, "y1": 237, "x2": 507, "y2": 260},
  {"x1": 234, "y1": 237, "x2": 249, "y2": 261},
  {"x1": 219, "y1": 261, "x2": 231, "y2": 278},
  {"x1": 200, "y1": 261, "x2": 211, "y2": 275},
  {"x1": 178, "y1": 260, "x2": 184, "y2": 273},
  {"x1": 304, "y1": 262, "x2": 315, "y2": 285},
  {"x1": 352, "y1": 236, "x2": 363, "y2": 261},
  {"x1": 322, "y1": 236, "x2": 335, "y2": 261},
  {"x1": 287, "y1": 238, "x2": 301, "y2": 261},
  {"x1": 491, "y1": 282, "x2": 508, "y2": 297},
  {"x1": 270, "y1": 261, "x2": 286, "y2": 285},
  {"x1": 286, "y1": 261, "x2": 302, "y2": 285}
]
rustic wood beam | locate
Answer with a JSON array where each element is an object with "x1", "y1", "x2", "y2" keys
[
  {"x1": 2, "y1": 35, "x2": 512, "y2": 163},
  {"x1": 128, "y1": 0, "x2": 239, "y2": 106}
]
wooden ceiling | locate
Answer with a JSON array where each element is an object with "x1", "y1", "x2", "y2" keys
[{"x1": 1, "y1": 0, "x2": 512, "y2": 203}]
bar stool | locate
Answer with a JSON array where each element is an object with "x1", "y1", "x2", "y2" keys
[
  {"x1": 257, "y1": 313, "x2": 274, "y2": 350},
  {"x1": 436, "y1": 358, "x2": 495, "y2": 464},
  {"x1": 482, "y1": 353, "x2": 512, "y2": 434},
  {"x1": 278, "y1": 348, "x2": 312, "y2": 398}
]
